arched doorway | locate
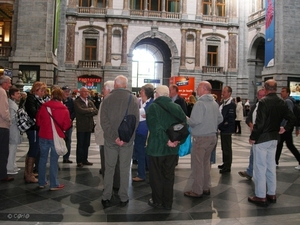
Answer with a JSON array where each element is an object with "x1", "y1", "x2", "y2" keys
[{"x1": 131, "y1": 38, "x2": 171, "y2": 94}]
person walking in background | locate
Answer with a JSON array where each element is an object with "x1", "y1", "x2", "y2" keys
[
  {"x1": 100, "y1": 75, "x2": 139, "y2": 208},
  {"x1": 169, "y1": 84, "x2": 188, "y2": 115},
  {"x1": 248, "y1": 80, "x2": 295, "y2": 206},
  {"x1": 36, "y1": 89, "x2": 71, "y2": 190},
  {"x1": 74, "y1": 87, "x2": 98, "y2": 168},
  {"x1": 62, "y1": 86, "x2": 76, "y2": 164},
  {"x1": 184, "y1": 81, "x2": 223, "y2": 198},
  {"x1": 0, "y1": 75, "x2": 13, "y2": 182},
  {"x1": 238, "y1": 88, "x2": 266, "y2": 180},
  {"x1": 218, "y1": 86, "x2": 236, "y2": 174},
  {"x1": 7, "y1": 87, "x2": 22, "y2": 175},
  {"x1": 24, "y1": 81, "x2": 47, "y2": 183},
  {"x1": 244, "y1": 99, "x2": 250, "y2": 116},
  {"x1": 132, "y1": 84, "x2": 154, "y2": 182},
  {"x1": 235, "y1": 97, "x2": 243, "y2": 134},
  {"x1": 146, "y1": 85, "x2": 186, "y2": 210},
  {"x1": 94, "y1": 80, "x2": 120, "y2": 190},
  {"x1": 275, "y1": 87, "x2": 300, "y2": 169}
]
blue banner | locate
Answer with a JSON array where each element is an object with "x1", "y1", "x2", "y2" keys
[{"x1": 265, "y1": 0, "x2": 275, "y2": 67}]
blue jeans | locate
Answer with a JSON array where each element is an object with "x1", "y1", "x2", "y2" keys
[
  {"x1": 76, "y1": 132, "x2": 91, "y2": 164},
  {"x1": 26, "y1": 130, "x2": 40, "y2": 158},
  {"x1": 246, "y1": 146, "x2": 254, "y2": 177},
  {"x1": 253, "y1": 140, "x2": 277, "y2": 198},
  {"x1": 38, "y1": 138, "x2": 60, "y2": 188},
  {"x1": 63, "y1": 127, "x2": 73, "y2": 161},
  {"x1": 134, "y1": 133, "x2": 149, "y2": 180}
]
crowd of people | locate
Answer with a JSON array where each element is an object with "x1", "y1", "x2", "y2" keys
[{"x1": 1, "y1": 74, "x2": 300, "y2": 209}]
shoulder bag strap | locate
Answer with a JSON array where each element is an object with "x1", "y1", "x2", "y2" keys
[
  {"x1": 155, "y1": 102, "x2": 183, "y2": 123},
  {"x1": 124, "y1": 94, "x2": 132, "y2": 118},
  {"x1": 46, "y1": 107, "x2": 64, "y2": 133}
]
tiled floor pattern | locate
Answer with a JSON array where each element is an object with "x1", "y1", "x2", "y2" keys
[{"x1": 1, "y1": 122, "x2": 300, "y2": 225}]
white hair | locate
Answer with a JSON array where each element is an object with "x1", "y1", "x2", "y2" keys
[{"x1": 104, "y1": 80, "x2": 114, "y2": 91}]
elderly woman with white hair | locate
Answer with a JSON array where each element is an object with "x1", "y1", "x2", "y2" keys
[{"x1": 146, "y1": 85, "x2": 186, "y2": 210}]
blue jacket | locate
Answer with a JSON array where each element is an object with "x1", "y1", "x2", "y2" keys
[{"x1": 218, "y1": 98, "x2": 236, "y2": 134}]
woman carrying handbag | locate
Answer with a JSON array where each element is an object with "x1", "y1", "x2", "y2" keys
[{"x1": 36, "y1": 89, "x2": 71, "y2": 190}]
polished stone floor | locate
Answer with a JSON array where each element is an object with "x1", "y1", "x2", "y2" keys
[{"x1": 1, "y1": 122, "x2": 300, "y2": 225}]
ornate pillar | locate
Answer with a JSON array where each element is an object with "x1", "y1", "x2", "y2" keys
[
  {"x1": 65, "y1": 16, "x2": 76, "y2": 63},
  {"x1": 123, "y1": 0, "x2": 129, "y2": 10},
  {"x1": 105, "y1": 24, "x2": 113, "y2": 66},
  {"x1": 228, "y1": 30, "x2": 237, "y2": 70},
  {"x1": 180, "y1": 29, "x2": 187, "y2": 70},
  {"x1": 195, "y1": 30, "x2": 201, "y2": 70},
  {"x1": 196, "y1": 0, "x2": 202, "y2": 18},
  {"x1": 108, "y1": 0, "x2": 113, "y2": 8},
  {"x1": 121, "y1": 25, "x2": 128, "y2": 66}
]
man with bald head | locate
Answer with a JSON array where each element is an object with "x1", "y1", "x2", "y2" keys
[
  {"x1": 101, "y1": 75, "x2": 139, "y2": 208},
  {"x1": 184, "y1": 81, "x2": 223, "y2": 198},
  {"x1": 248, "y1": 79, "x2": 295, "y2": 206},
  {"x1": 74, "y1": 87, "x2": 98, "y2": 168}
]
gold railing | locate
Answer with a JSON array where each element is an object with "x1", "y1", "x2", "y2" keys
[
  {"x1": 0, "y1": 46, "x2": 11, "y2": 57},
  {"x1": 248, "y1": 9, "x2": 265, "y2": 22},
  {"x1": 78, "y1": 60, "x2": 102, "y2": 68},
  {"x1": 78, "y1": 7, "x2": 106, "y2": 14},
  {"x1": 202, "y1": 66, "x2": 223, "y2": 74}
]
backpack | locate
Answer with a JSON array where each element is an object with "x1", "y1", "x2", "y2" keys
[
  {"x1": 16, "y1": 107, "x2": 36, "y2": 133},
  {"x1": 293, "y1": 103, "x2": 300, "y2": 127}
]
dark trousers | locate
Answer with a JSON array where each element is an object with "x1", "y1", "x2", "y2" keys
[
  {"x1": 134, "y1": 133, "x2": 149, "y2": 180},
  {"x1": 220, "y1": 133, "x2": 232, "y2": 169},
  {"x1": 76, "y1": 131, "x2": 91, "y2": 164},
  {"x1": 0, "y1": 128, "x2": 9, "y2": 179},
  {"x1": 149, "y1": 154, "x2": 178, "y2": 208},
  {"x1": 235, "y1": 121, "x2": 241, "y2": 133},
  {"x1": 63, "y1": 127, "x2": 73, "y2": 160},
  {"x1": 100, "y1": 145, "x2": 120, "y2": 189},
  {"x1": 276, "y1": 130, "x2": 300, "y2": 164},
  {"x1": 26, "y1": 129, "x2": 40, "y2": 158}
]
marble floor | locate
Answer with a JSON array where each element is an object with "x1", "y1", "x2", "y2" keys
[{"x1": 1, "y1": 122, "x2": 300, "y2": 225}]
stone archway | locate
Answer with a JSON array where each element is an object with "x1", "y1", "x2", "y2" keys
[{"x1": 247, "y1": 34, "x2": 265, "y2": 101}]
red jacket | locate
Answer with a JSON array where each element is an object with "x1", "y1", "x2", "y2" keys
[{"x1": 37, "y1": 100, "x2": 71, "y2": 139}]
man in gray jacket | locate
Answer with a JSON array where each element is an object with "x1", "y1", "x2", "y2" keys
[
  {"x1": 184, "y1": 81, "x2": 223, "y2": 198},
  {"x1": 100, "y1": 75, "x2": 139, "y2": 208}
]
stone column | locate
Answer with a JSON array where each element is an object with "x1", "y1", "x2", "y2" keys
[
  {"x1": 228, "y1": 32, "x2": 237, "y2": 70},
  {"x1": 196, "y1": 0, "x2": 202, "y2": 19},
  {"x1": 212, "y1": 0, "x2": 216, "y2": 16},
  {"x1": 162, "y1": 0, "x2": 166, "y2": 11},
  {"x1": 144, "y1": 0, "x2": 148, "y2": 10},
  {"x1": 65, "y1": 16, "x2": 76, "y2": 63},
  {"x1": 108, "y1": 0, "x2": 113, "y2": 8},
  {"x1": 123, "y1": 0, "x2": 129, "y2": 9},
  {"x1": 180, "y1": 29, "x2": 187, "y2": 70},
  {"x1": 105, "y1": 24, "x2": 112, "y2": 66},
  {"x1": 195, "y1": 30, "x2": 201, "y2": 71},
  {"x1": 182, "y1": 0, "x2": 186, "y2": 14},
  {"x1": 121, "y1": 25, "x2": 128, "y2": 66}
]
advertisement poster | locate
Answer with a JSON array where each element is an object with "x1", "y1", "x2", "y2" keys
[
  {"x1": 289, "y1": 80, "x2": 300, "y2": 101},
  {"x1": 265, "y1": 0, "x2": 275, "y2": 67},
  {"x1": 169, "y1": 76, "x2": 195, "y2": 101}
]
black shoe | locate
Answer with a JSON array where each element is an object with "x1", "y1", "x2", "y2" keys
[
  {"x1": 163, "y1": 205, "x2": 172, "y2": 210},
  {"x1": 83, "y1": 161, "x2": 93, "y2": 166},
  {"x1": 120, "y1": 200, "x2": 129, "y2": 207},
  {"x1": 101, "y1": 199, "x2": 110, "y2": 208},
  {"x1": 132, "y1": 159, "x2": 138, "y2": 165},
  {"x1": 63, "y1": 159, "x2": 73, "y2": 163},
  {"x1": 219, "y1": 168, "x2": 231, "y2": 174},
  {"x1": 218, "y1": 164, "x2": 224, "y2": 169},
  {"x1": 77, "y1": 163, "x2": 83, "y2": 168},
  {"x1": 148, "y1": 198, "x2": 164, "y2": 209}
]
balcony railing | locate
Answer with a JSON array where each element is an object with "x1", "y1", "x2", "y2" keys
[
  {"x1": 202, "y1": 15, "x2": 228, "y2": 23},
  {"x1": 78, "y1": 60, "x2": 102, "y2": 68},
  {"x1": 0, "y1": 46, "x2": 11, "y2": 57},
  {"x1": 202, "y1": 66, "x2": 223, "y2": 74},
  {"x1": 78, "y1": 7, "x2": 106, "y2": 14},
  {"x1": 248, "y1": 9, "x2": 265, "y2": 22},
  {"x1": 130, "y1": 10, "x2": 180, "y2": 19}
]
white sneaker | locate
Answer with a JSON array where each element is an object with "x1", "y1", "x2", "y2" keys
[
  {"x1": 7, "y1": 171, "x2": 18, "y2": 175},
  {"x1": 14, "y1": 168, "x2": 21, "y2": 172},
  {"x1": 295, "y1": 165, "x2": 300, "y2": 170}
]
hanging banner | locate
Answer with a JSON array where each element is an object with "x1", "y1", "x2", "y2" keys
[
  {"x1": 169, "y1": 76, "x2": 195, "y2": 101},
  {"x1": 265, "y1": 0, "x2": 275, "y2": 67}
]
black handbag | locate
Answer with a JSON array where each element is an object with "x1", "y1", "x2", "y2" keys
[
  {"x1": 155, "y1": 102, "x2": 189, "y2": 142},
  {"x1": 118, "y1": 94, "x2": 136, "y2": 142}
]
